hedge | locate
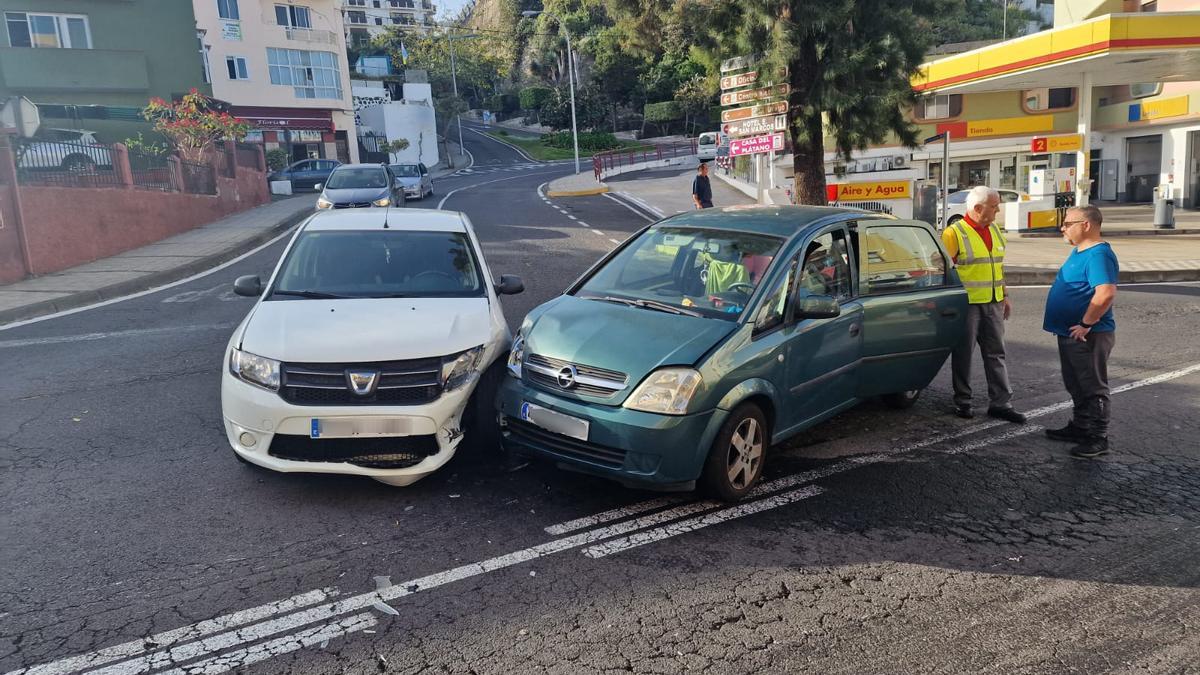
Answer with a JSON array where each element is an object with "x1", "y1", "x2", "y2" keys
[
  {"x1": 643, "y1": 101, "x2": 684, "y2": 122},
  {"x1": 541, "y1": 131, "x2": 622, "y2": 151},
  {"x1": 519, "y1": 86, "x2": 554, "y2": 111}
]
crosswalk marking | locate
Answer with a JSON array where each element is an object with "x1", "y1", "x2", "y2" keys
[{"x1": 451, "y1": 163, "x2": 544, "y2": 177}]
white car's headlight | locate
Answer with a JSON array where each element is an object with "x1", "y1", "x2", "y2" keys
[
  {"x1": 442, "y1": 345, "x2": 484, "y2": 391},
  {"x1": 229, "y1": 348, "x2": 281, "y2": 391},
  {"x1": 623, "y1": 368, "x2": 703, "y2": 415},
  {"x1": 372, "y1": 196, "x2": 391, "y2": 207},
  {"x1": 506, "y1": 335, "x2": 525, "y2": 379},
  {"x1": 316, "y1": 196, "x2": 333, "y2": 209}
]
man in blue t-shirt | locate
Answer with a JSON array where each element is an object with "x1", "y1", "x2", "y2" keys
[{"x1": 1042, "y1": 204, "x2": 1119, "y2": 459}]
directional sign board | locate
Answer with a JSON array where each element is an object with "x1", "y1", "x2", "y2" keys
[
  {"x1": 1031, "y1": 133, "x2": 1083, "y2": 153},
  {"x1": 720, "y1": 71, "x2": 760, "y2": 91},
  {"x1": 729, "y1": 132, "x2": 785, "y2": 157},
  {"x1": 721, "y1": 101, "x2": 788, "y2": 123},
  {"x1": 720, "y1": 84, "x2": 790, "y2": 107},
  {"x1": 723, "y1": 114, "x2": 788, "y2": 138},
  {"x1": 721, "y1": 54, "x2": 759, "y2": 73}
]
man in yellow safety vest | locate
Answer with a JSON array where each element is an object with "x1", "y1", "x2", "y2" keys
[{"x1": 941, "y1": 186, "x2": 1027, "y2": 424}]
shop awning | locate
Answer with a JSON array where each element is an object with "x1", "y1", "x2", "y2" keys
[
  {"x1": 913, "y1": 12, "x2": 1200, "y2": 94},
  {"x1": 229, "y1": 106, "x2": 333, "y2": 131}
]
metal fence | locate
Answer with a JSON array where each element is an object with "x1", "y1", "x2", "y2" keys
[
  {"x1": 180, "y1": 159, "x2": 217, "y2": 195},
  {"x1": 14, "y1": 137, "x2": 121, "y2": 188},
  {"x1": 128, "y1": 149, "x2": 176, "y2": 191},
  {"x1": 358, "y1": 135, "x2": 389, "y2": 164},
  {"x1": 592, "y1": 140, "x2": 698, "y2": 181}
]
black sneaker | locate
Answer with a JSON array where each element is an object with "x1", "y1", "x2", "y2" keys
[
  {"x1": 1045, "y1": 422, "x2": 1089, "y2": 443},
  {"x1": 1070, "y1": 437, "x2": 1110, "y2": 459},
  {"x1": 987, "y1": 407, "x2": 1027, "y2": 424},
  {"x1": 953, "y1": 405, "x2": 974, "y2": 419}
]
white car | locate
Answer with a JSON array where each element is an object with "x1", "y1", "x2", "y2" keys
[
  {"x1": 18, "y1": 128, "x2": 113, "y2": 172},
  {"x1": 938, "y1": 188, "x2": 1028, "y2": 224},
  {"x1": 221, "y1": 208, "x2": 524, "y2": 486},
  {"x1": 697, "y1": 131, "x2": 720, "y2": 161}
]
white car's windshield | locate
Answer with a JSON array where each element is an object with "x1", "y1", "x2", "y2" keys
[
  {"x1": 389, "y1": 164, "x2": 421, "y2": 177},
  {"x1": 576, "y1": 226, "x2": 783, "y2": 320},
  {"x1": 272, "y1": 230, "x2": 484, "y2": 298},
  {"x1": 326, "y1": 167, "x2": 389, "y2": 189},
  {"x1": 698, "y1": 135, "x2": 717, "y2": 145}
]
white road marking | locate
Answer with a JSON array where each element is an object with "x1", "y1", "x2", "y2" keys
[
  {"x1": 0, "y1": 222, "x2": 306, "y2": 333},
  {"x1": 592, "y1": 230, "x2": 606, "y2": 236},
  {"x1": 155, "y1": 614, "x2": 377, "y2": 675},
  {"x1": 609, "y1": 238, "x2": 621, "y2": 244},
  {"x1": 602, "y1": 193, "x2": 657, "y2": 222},
  {"x1": 18, "y1": 362, "x2": 1200, "y2": 675},
  {"x1": 545, "y1": 496, "x2": 689, "y2": 535},
  {"x1": 583, "y1": 486, "x2": 826, "y2": 558},
  {"x1": 464, "y1": 126, "x2": 538, "y2": 163},
  {"x1": 17, "y1": 588, "x2": 339, "y2": 675},
  {"x1": 567, "y1": 215, "x2": 577, "y2": 220},
  {"x1": 613, "y1": 191, "x2": 665, "y2": 219},
  {"x1": 0, "y1": 324, "x2": 234, "y2": 350},
  {"x1": 438, "y1": 170, "x2": 566, "y2": 211}
]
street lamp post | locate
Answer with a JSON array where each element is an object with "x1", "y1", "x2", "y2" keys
[
  {"x1": 522, "y1": 10, "x2": 580, "y2": 175},
  {"x1": 446, "y1": 33, "x2": 479, "y2": 169}
]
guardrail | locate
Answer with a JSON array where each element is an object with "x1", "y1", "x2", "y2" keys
[{"x1": 593, "y1": 139, "x2": 698, "y2": 181}]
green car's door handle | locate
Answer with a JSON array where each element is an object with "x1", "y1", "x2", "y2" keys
[
  {"x1": 849, "y1": 323, "x2": 861, "y2": 337},
  {"x1": 941, "y1": 308, "x2": 959, "y2": 318}
]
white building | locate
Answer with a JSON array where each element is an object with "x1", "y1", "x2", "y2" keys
[
  {"x1": 196, "y1": 0, "x2": 359, "y2": 163},
  {"x1": 341, "y1": 0, "x2": 437, "y2": 48},
  {"x1": 356, "y1": 80, "x2": 440, "y2": 166}
]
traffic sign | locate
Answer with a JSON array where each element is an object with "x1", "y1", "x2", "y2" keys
[
  {"x1": 720, "y1": 54, "x2": 758, "y2": 73},
  {"x1": 723, "y1": 114, "x2": 788, "y2": 138},
  {"x1": 729, "y1": 132, "x2": 785, "y2": 157},
  {"x1": 720, "y1": 84, "x2": 789, "y2": 107},
  {"x1": 720, "y1": 71, "x2": 760, "y2": 91},
  {"x1": 1030, "y1": 134, "x2": 1083, "y2": 153},
  {"x1": 721, "y1": 101, "x2": 788, "y2": 123}
]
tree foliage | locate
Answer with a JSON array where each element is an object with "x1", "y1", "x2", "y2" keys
[
  {"x1": 142, "y1": 89, "x2": 250, "y2": 163},
  {"x1": 519, "y1": 85, "x2": 555, "y2": 110}
]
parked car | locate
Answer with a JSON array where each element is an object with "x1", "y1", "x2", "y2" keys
[
  {"x1": 497, "y1": 206, "x2": 967, "y2": 501},
  {"x1": 221, "y1": 207, "x2": 525, "y2": 486},
  {"x1": 316, "y1": 163, "x2": 405, "y2": 209},
  {"x1": 938, "y1": 188, "x2": 1028, "y2": 224},
  {"x1": 268, "y1": 158, "x2": 340, "y2": 192},
  {"x1": 389, "y1": 163, "x2": 434, "y2": 200},
  {"x1": 697, "y1": 131, "x2": 720, "y2": 161},
  {"x1": 18, "y1": 128, "x2": 112, "y2": 173}
]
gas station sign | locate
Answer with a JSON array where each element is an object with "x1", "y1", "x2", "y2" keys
[{"x1": 1031, "y1": 134, "x2": 1083, "y2": 153}]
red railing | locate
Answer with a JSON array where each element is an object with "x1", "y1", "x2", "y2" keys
[{"x1": 593, "y1": 139, "x2": 698, "y2": 181}]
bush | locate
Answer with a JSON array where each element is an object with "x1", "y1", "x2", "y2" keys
[
  {"x1": 519, "y1": 86, "x2": 554, "y2": 111},
  {"x1": 265, "y1": 148, "x2": 289, "y2": 171},
  {"x1": 643, "y1": 101, "x2": 684, "y2": 123},
  {"x1": 541, "y1": 131, "x2": 622, "y2": 151}
]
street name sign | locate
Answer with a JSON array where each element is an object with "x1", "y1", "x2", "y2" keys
[
  {"x1": 729, "y1": 132, "x2": 785, "y2": 157},
  {"x1": 723, "y1": 114, "x2": 788, "y2": 138},
  {"x1": 1030, "y1": 134, "x2": 1083, "y2": 153},
  {"x1": 720, "y1": 84, "x2": 790, "y2": 107},
  {"x1": 721, "y1": 101, "x2": 788, "y2": 123},
  {"x1": 720, "y1": 54, "x2": 759, "y2": 72},
  {"x1": 720, "y1": 71, "x2": 760, "y2": 90}
]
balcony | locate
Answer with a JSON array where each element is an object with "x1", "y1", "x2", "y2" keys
[
  {"x1": 0, "y1": 47, "x2": 149, "y2": 94},
  {"x1": 284, "y1": 26, "x2": 338, "y2": 44}
]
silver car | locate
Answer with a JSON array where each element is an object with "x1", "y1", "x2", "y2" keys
[{"x1": 389, "y1": 163, "x2": 434, "y2": 200}]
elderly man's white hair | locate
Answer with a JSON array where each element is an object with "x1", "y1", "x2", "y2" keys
[{"x1": 965, "y1": 185, "x2": 1000, "y2": 214}]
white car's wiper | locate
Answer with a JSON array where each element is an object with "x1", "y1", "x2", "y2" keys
[{"x1": 272, "y1": 289, "x2": 352, "y2": 299}]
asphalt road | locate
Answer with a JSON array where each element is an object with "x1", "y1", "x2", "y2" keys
[{"x1": 2, "y1": 124, "x2": 1198, "y2": 674}]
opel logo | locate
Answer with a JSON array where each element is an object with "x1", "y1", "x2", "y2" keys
[
  {"x1": 556, "y1": 365, "x2": 577, "y2": 389},
  {"x1": 346, "y1": 369, "x2": 379, "y2": 396}
]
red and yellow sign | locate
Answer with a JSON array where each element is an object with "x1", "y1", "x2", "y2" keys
[
  {"x1": 1136, "y1": 95, "x2": 1189, "y2": 121},
  {"x1": 1031, "y1": 133, "x2": 1083, "y2": 153},
  {"x1": 827, "y1": 180, "x2": 912, "y2": 202},
  {"x1": 721, "y1": 101, "x2": 788, "y2": 123},
  {"x1": 938, "y1": 114, "x2": 1055, "y2": 139}
]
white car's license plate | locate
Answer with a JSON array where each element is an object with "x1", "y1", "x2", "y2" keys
[
  {"x1": 520, "y1": 402, "x2": 589, "y2": 442},
  {"x1": 310, "y1": 417, "x2": 414, "y2": 439}
]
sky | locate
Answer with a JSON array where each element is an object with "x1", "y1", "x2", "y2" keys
[{"x1": 437, "y1": 0, "x2": 474, "y2": 21}]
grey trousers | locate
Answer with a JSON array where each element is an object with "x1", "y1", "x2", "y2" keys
[
  {"x1": 1057, "y1": 331, "x2": 1115, "y2": 438},
  {"x1": 951, "y1": 301, "x2": 1014, "y2": 409}
]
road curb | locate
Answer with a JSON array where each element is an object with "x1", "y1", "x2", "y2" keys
[
  {"x1": 546, "y1": 186, "x2": 611, "y2": 198},
  {"x1": 0, "y1": 206, "x2": 312, "y2": 327},
  {"x1": 1007, "y1": 267, "x2": 1200, "y2": 286}
]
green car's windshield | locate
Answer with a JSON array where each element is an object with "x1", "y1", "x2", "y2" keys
[
  {"x1": 271, "y1": 230, "x2": 484, "y2": 299},
  {"x1": 576, "y1": 226, "x2": 783, "y2": 320}
]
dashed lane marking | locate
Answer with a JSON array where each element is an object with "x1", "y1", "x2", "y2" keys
[{"x1": 0, "y1": 324, "x2": 234, "y2": 350}]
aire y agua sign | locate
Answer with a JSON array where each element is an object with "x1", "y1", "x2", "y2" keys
[{"x1": 827, "y1": 180, "x2": 912, "y2": 201}]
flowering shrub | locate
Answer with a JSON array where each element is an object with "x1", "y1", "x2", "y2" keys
[{"x1": 142, "y1": 89, "x2": 251, "y2": 163}]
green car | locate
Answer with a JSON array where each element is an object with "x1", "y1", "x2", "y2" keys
[{"x1": 496, "y1": 206, "x2": 967, "y2": 501}]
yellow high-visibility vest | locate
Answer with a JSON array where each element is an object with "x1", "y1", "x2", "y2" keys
[{"x1": 950, "y1": 220, "x2": 1006, "y2": 304}]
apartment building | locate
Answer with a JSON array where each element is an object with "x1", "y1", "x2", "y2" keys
[
  {"x1": 195, "y1": 0, "x2": 358, "y2": 163},
  {"x1": 824, "y1": 0, "x2": 1200, "y2": 214},
  {"x1": 341, "y1": 0, "x2": 436, "y2": 49},
  {"x1": 0, "y1": 0, "x2": 210, "y2": 143}
]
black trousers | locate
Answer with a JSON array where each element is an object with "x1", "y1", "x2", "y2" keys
[{"x1": 1057, "y1": 331, "x2": 1116, "y2": 438}]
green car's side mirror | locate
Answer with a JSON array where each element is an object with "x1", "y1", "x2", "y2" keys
[{"x1": 793, "y1": 294, "x2": 840, "y2": 320}]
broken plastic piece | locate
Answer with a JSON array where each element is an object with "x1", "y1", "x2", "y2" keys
[{"x1": 371, "y1": 600, "x2": 400, "y2": 616}]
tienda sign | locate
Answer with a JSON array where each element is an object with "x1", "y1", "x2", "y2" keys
[
  {"x1": 729, "y1": 132, "x2": 785, "y2": 157},
  {"x1": 826, "y1": 180, "x2": 912, "y2": 202}
]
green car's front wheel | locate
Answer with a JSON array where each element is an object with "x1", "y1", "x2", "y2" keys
[{"x1": 701, "y1": 403, "x2": 768, "y2": 502}]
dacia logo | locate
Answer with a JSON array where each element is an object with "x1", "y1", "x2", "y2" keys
[{"x1": 346, "y1": 369, "x2": 379, "y2": 396}]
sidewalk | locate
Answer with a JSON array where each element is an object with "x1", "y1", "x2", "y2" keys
[
  {"x1": 0, "y1": 195, "x2": 314, "y2": 325},
  {"x1": 557, "y1": 164, "x2": 1200, "y2": 285}
]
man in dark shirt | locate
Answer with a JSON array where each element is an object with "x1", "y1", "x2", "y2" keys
[{"x1": 692, "y1": 162, "x2": 713, "y2": 209}]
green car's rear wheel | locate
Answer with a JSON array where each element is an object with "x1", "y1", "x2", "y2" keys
[{"x1": 701, "y1": 403, "x2": 767, "y2": 502}]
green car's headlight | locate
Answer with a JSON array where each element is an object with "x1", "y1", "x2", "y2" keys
[
  {"x1": 506, "y1": 334, "x2": 525, "y2": 379},
  {"x1": 623, "y1": 368, "x2": 702, "y2": 415},
  {"x1": 229, "y1": 348, "x2": 281, "y2": 391}
]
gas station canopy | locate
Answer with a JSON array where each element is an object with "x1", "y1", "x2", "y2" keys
[{"x1": 913, "y1": 12, "x2": 1200, "y2": 95}]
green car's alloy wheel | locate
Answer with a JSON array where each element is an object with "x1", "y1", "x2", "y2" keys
[{"x1": 702, "y1": 403, "x2": 767, "y2": 502}]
